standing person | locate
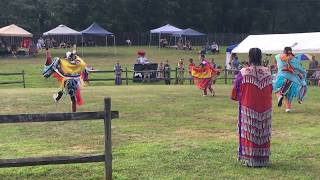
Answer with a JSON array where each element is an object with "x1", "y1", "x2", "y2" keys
[
  {"x1": 188, "y1": 58, "x2": 195, "y2": 84},
  {"x1": 157, "y1": 62, "x2": 164, "y2": 79},
  {"x1": 232, "y1": 54, "x2": 240, "y2": 70},
  {"x1": 231, "y1": 48, "x2": 273, "y2": 167},
  {"x1": 263, "y1": 54, "x2": 271, "y2": 67},
  {"x1": 114, "y1": 61, "x2": 122, "y2": 85},
  {"x1": 308, "y1": 56, "x2": 318, "y2": 85},
  {"x1": 273, "y1": 47, "x2": 308, "y2": 112},
  {"x1": 210, "y1": 58, "x2": 218, "y2": 84},
  {"x1": 210, "y1": 58, "x2": 217, "y2": 69},
  {"x1": 192, "y1": 54, "x2": 220, "y2": 96},
  {"x1": 177, "y1": 59, "x2": 185, "y2": 84},
  {"x1": 164, "y1": 60, "x2": 171, "y2": 85},
  {"x1": 311, "y1": 65, "x2": 320, "y2": 86}
]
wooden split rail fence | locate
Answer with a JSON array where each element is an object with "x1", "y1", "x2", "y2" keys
[
  {"x1": 0, "y1": 97, "x2": 119, "y2": 180},
  {"x1": 0, "y1": 71, "x2": 25, "y2": 88}
]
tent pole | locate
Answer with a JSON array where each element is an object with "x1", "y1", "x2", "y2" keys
[
  {"x1": 184, "y1": 36, "x2": 187, "y2": 45},
  {"x1": 113, "y1": 36, "x2": 116, "y2": 56},
  {"x1": 106, "y1": 36, "x2": 108, "y2": 48},
  {"x1": 158, "y1": 33, "x2": 161, "y2": 49},
  {"x1": 149, "y1": 33, "x2": 151, "y2": 48},
  {"x1": 81, "y1": 35, "x2": 84, "y2": 56}
]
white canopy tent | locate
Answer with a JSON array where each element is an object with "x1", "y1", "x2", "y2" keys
[
  {"x1": 149, "y1": 24, "x2": 183, "y2": 48},
  {"x1": 0, "y1": 24, "x2": 33, "y2": 37},
  {"x1": 43, "y1": 24, "x2": 81, "y2": 51},
  {"x1": 43, "y1": 24, "x2": 81, "y2": 36},
  {"x1": 232, "y1": 32, "x2": 320, "y2": 54}
]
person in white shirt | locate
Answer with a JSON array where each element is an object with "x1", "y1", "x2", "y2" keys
[
  {"x1": 136, "y1": 50, "x2": 149, "y2": 64},
  {"x1": 126, "y1": 39, "x2": 132, "y2": 46}
]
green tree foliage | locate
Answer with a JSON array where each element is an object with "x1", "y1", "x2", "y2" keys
[{"x1": 0, "y1": 0, "x2": 319, "y2": 34}]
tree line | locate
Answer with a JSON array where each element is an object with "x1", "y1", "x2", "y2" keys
[{"x1": 1, "y1": 0, "x2": 320, "y2": 35}]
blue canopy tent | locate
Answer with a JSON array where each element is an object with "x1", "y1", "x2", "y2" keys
[
  {"x1": 172, "y1": 28, "x2": 206, "y2": 46},
  {"x1": 81, "y1": 23, "x2": 116, "y2": 55},
  {"x1": 149, "y1": 24, "x2": 183, "y2": 48}
]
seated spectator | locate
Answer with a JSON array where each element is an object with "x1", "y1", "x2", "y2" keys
[
  {"x1": 126, "y1": 39, "x2": 132, "y2": 46},
  {"x1": 211, "y1": 42, "x2": 219, "y2": 54},
  {"x1": 185, "y1": 40, "x2": 192, "y2": 50},
  {"x1": 60, "y1": 42, "x2": 67, "y2": 48},
  {"x1": 160, "y1": 38, "x2": 168, "y2": 48}
]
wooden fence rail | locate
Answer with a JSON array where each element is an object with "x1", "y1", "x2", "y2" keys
[
  {"x1": 0, "y1": 97, "x2": 119, "y2": 180},
  {"x1": 86, "y1": 68, "x2": 245, "y2": 85},
  {"x1": 0, "y1": 70, "x2": 25, "y2": 88},
  {"x1": 1, "y1": 68, "x2": 319, "y2": 88}
]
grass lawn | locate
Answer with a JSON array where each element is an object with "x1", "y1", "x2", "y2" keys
[{"x1": 0, "y1": 85, "x2": 319, "y2": 179}]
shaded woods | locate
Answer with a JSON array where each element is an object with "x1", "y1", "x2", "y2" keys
[{"x1": 1, "y1": 0, "x2": 320, "y2": 34}]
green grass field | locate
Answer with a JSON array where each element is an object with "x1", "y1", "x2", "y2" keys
[{"x1": 0, "y1": 47, "x2": 319, "y2": 179}]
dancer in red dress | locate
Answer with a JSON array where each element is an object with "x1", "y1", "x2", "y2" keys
[
  {"x1": 231, "y1": 48, "x2": 273, "y2": 167},
  {"x1": 192, "y1": 54, "x2": 220, "y2": 96}
]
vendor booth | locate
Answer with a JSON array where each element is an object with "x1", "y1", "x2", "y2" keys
[
  {"x1": 43, "y1": 24, "x2": 81, "y2": 48},
  {"x1": 0, "y1": 24, "x2": 34, "y2": 57},
  {"x1": 149, "y1": 24, "x2": 182, "y2": 48},
  {"x1": 81, "y1": 23, "x2": 116, "y2": 55}
]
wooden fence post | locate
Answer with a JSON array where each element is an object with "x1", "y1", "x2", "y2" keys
[
  {"x1": 125, "y1": 68, "x2": 128, "y2": 85},
  {"x1": 22, "y1": 70, "x2": 26, "y2": 88},
  {"x1": 104, "y1": 98, "x2": 112, "y2": 180},
  {"x1": 224, "y1": 67, "x2": 227, "y2": 84},
  {"x1": 175, "y1": 67, "x2": 178, "y2": 84}
]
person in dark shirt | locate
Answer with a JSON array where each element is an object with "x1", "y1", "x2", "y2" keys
[{"x1": 164, "y1": 60, "x2": 171, "y2": 85}]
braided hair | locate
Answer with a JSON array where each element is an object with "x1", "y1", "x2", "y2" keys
[
  {"x1": 249, "y1": 48, "x2": 262, "y2": 80},
  {"x1": 249, "y1": 48, "x2": 262, "y2": 66}
]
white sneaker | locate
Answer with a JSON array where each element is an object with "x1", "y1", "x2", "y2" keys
[
  {"x1": 203, "y1": 94, "x2": 208, "y2": 97},
  {"x1": 285, "y1": 109, "x2": 291, "y2": 113},
  {"x1": 53, "y1": 94, "x2": 58, "y2": 102}
]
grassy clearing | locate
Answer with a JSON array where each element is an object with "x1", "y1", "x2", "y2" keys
[{"x1": 0, "y1": 85, "x2": 319, "y2": 179}]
